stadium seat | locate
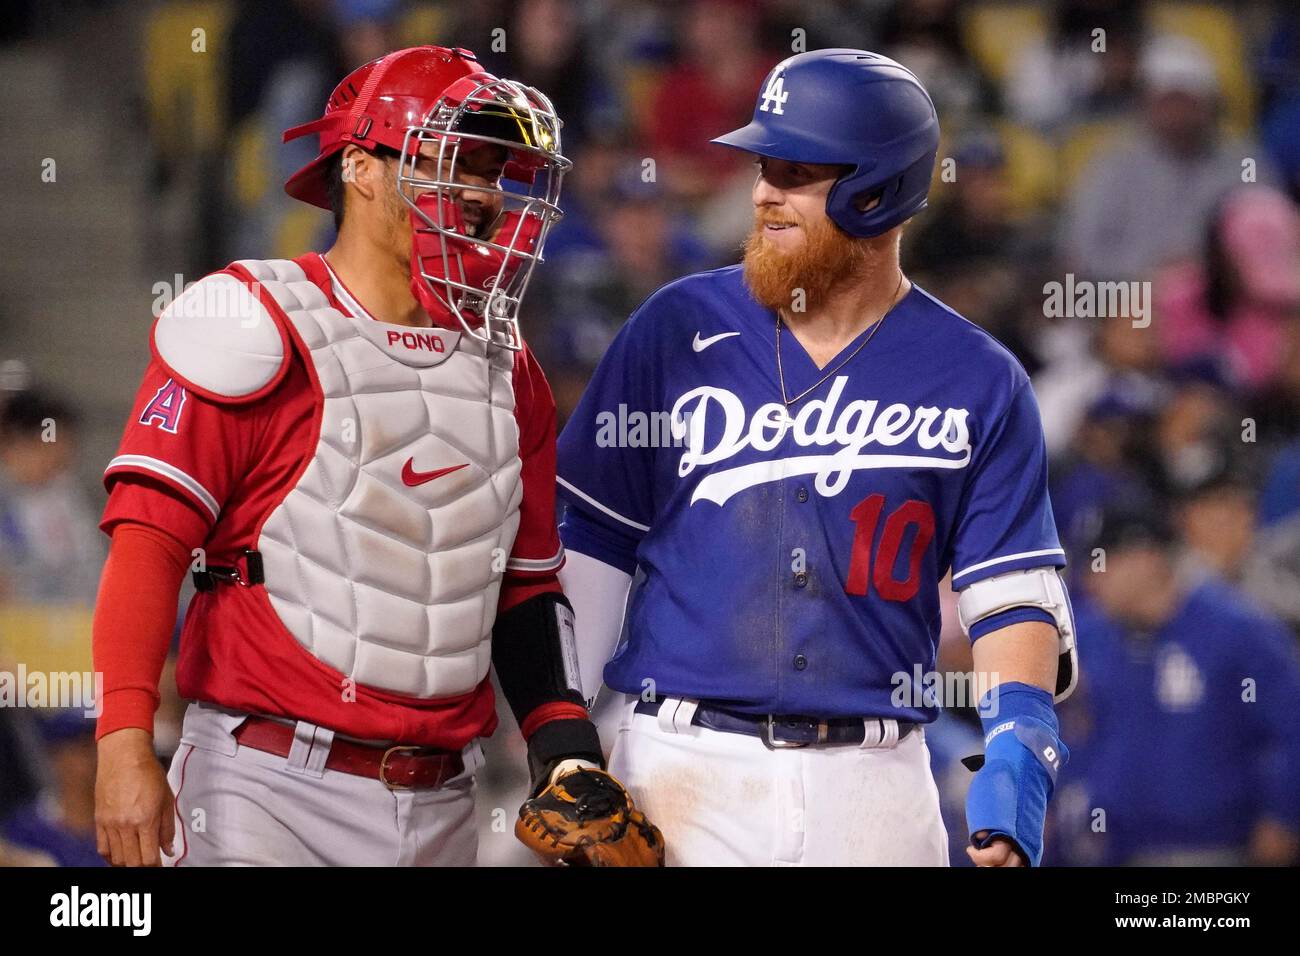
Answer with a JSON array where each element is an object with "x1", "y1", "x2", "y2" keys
[
  {"x1": 962, "y1": 3, "x2": 1049, "y2": 85},
  {"x1": 144, "y1": 2, "x2": 232, "y2": 159},
  {"x1": 397, "y1": 3, "x2": 452, "y2": 48},
  {"x1": 230, "y1": 115, "x2": 270, "y2": 210},
  {"x1": 626, "y1": 64, "x2": 666, "y2": 140},
  {"x1": 928, "y1": 122, "x2": 1059, "y2": 216},
  {"x1": 0, "y1": 604, "x2": 94, "y2": 676},
  {"x1": 995, "y1": 120, "x2": 1059, "y2": 212}
]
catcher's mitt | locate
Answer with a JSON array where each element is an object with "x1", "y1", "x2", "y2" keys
[{"x1": 516, "y1": 767, "x2": 665, "y2": 867}]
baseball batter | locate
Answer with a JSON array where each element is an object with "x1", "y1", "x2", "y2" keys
[
  {"x1": 92, "y1": 46, "x2": 661, "y2": 867},
  {"x1": 556, "y1": 50, "x2": 1077, "y2": 867}
]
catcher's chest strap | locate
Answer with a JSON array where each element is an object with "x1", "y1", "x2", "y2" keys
[{"x1": 192, "y1": 549, "x2": 264, "y2": 592}]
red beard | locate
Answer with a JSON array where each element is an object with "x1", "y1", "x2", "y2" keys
[{"x1": 741, "y1": 211, "x2": 870, "y2": 313}]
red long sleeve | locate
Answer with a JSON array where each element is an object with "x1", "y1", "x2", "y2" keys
[
  {"x1": 92, "y1": 521, "x2": 191, "y2": 739},
  {"x1": 497, "y1": 573, "x2": 563, "y2": 614}
]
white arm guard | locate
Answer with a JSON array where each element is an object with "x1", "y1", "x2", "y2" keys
[
  {"x1": 557, "y1": 550, "x2": 633, "y2": 707},
  {"x1": 956, "y1": 567, "x2": 1078, "y2": 702}
]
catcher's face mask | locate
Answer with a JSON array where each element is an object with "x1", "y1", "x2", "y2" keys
[{"x1": 398, "y1": 76, "x2": 569, "y2": 351}]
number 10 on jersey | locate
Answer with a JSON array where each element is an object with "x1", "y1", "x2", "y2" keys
[{"x1": 845, "y1": 494, "x2": 935, "y2": 602}]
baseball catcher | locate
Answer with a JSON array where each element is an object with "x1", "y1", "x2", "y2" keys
[{"x1": 91, "y1": 45, "x2": 660, "y2": 867}]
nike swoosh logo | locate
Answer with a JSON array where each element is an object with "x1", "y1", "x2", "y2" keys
[
  {"x1": 401, "y1": 459, "x2": 469, "y2": 487},
  {"x1": 692, "y1": 331, "x2": 741, "y2": 352}
]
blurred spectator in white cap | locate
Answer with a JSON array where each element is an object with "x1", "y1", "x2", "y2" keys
[
  {"x1": 1064, "y1": 34, "x2": 1278, "y2": 278},
  {"x1": 1155, "y1": 186, "x2": 1300, "y2": 393},
  {"x1": 1143, "y1": 32, "x2": 1221, "y2": 100}
]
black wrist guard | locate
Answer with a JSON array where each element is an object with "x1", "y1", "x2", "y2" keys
[
  {"x1": 491, "y1": 591, "x2": 586, "y2": 724},
  {"x1": 492, "y1": 592, "x2": 603, "y2": 790},
  {"x1": 488, "y1": 590, "x2": 582, "y2": 712},
  {"x1": 525, "y1": 718, "x2": 605, "y2": 794}
]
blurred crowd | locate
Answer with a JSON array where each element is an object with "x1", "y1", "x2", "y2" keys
[{"x1": 2, "y1": 0, "x2": 1300, "y2": 866}]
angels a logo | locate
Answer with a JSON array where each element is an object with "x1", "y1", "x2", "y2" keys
[
  {"x1": 139, "y1": 378, "x2": 187, "y2": 434},
  {"x1": 668, "y1": 376, "x2": 972, "y2": 505}
]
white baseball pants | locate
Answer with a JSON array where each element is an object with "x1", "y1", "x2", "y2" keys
[
  {"x1": 603, "y1": 694, "x2": 949, "y2": 866},
  {"x1": 162, "y1": 702, "x2": 484, "y2": 866}
]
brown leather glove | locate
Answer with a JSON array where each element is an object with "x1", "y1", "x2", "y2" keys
[{"x1": 516, "y1": 767, "x2": 665, "y2": 867}]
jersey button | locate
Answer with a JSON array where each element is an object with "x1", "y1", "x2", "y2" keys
[
  {"x1": 796, "y1": 487, "x2": 809, "y2": 503},
  {"x1": 793, "y1": 654, "x2": 808, "y2": 671},
  {"x1": 794, "y1": 571, "x2": 808, "y2": 588}
]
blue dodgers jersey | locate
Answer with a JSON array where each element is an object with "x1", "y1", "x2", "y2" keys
[{"x1": 556, "y1": 265, "x2": 1065, "y2": 720}]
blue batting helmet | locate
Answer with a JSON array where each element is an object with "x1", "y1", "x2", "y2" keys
[{"x1": 712, "y1": 49, "x2": 940, "y2": 238}]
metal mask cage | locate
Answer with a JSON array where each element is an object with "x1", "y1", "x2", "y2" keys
[{"x1": 397, "y1": 76, "x2": 570, "y2": 351}]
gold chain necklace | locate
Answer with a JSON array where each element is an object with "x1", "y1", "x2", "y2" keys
[{"x1": 775, "y1": 272, "x2": 905, "y2": 407}]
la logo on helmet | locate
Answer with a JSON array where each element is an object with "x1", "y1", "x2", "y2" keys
[{"x1": 760, "y1": 73, "x2": 788, "y2": 115}]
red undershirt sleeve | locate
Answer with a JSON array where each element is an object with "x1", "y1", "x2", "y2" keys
[{"x1": 92, "y1": 517, "x2": 193, "y2": 740}]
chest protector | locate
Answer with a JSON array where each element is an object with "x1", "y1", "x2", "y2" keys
[{"x1": 180, "y1": 258, "x2": 523, "y2": 699}]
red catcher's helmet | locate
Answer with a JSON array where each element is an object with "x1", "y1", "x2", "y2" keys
[{"x1": 283, "y1": 46, "x2": 570, "y2": 351}]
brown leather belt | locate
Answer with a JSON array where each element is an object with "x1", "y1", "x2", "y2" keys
[{"x1": 232, "y1": 716, "x2": 464, "y2": 791}]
